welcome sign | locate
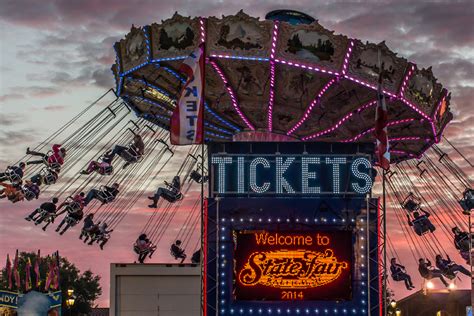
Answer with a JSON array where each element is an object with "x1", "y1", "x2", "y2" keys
[{"x1": 233, "y1": 230, "x2": 352, "y2": 301}]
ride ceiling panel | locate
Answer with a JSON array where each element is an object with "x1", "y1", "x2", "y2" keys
[
  {"x1": 213, "y1": 59, "x2": 270, "y2": 130},
  {"x1": 272, "y1": 64, "x2": 333, "y2": 133},
  {"x1": 295, "y1": 78, "x2": 377, "y2": 137},
  {"x1": 111, "y1": 11, "x2": 454, "y2": 161}
]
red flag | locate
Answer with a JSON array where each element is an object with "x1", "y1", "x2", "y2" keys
[
  {"x1": 6, "y1": 254, "x2": 12, "y2": 290},
  {"x1": 25, "y1": 258, "x2": 32, "y2": 291},
  {"x1": 52, "y1": 252, "x2": 60, "y2": 290},
  {"x1": 13, "y1": 250, "x2": 20, "y2": 289},
  {"x1": 34, "y1": 250, "x2": 41, "y2": 288},
  {"x1": 170, "y1": 43, "x2": 205, "y2": 145},
  {"x1": 44, "y1": 258, "x2": 53, "y2": 291},
  {"x1": 374, "y1": 76, "x2": 390, "y2": 170}
]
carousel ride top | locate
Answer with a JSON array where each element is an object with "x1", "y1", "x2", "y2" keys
[{"x1": 111, "y1": 10, "x2": 452, "y2": 162}]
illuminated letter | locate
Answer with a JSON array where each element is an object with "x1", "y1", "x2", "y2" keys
[
  {"x1": 276, "y1": 157, "x2": 295, "y2": 194},
  {"x1": 211, "y1": 156, "x2": 233, "y2": 193},
  {"x1": 249, "y1": 157, "x2": 271, "y2": 193},
  {"x1": 302, "y1": 157, "x2": 320, "y2": 194},
  {"x1": 326, "y1": 157, "x2": 346, "y2": 194},
  {"x1": 237, "y1": 157, "x2": 245, "y2": 193},
  {"x1": 351, "y1": 157, "x2": 373, "y2": 194}
]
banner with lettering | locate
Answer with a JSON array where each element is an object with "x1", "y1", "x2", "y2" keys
[
  {"x1": 0, "y1": 290, "x2": 61, "y2": 309},
  {"x1": 170, "y1": 44, "x2": 204, "y2": 145}
]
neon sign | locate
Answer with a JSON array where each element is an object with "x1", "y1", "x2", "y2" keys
[
  {"x1": 233, "y1": 230, "x2": 352, "y2": 301},
  {"x1": 211, "y1": 155, "x2": 373, "y2": 196}
]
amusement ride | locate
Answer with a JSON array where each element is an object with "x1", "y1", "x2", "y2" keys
[{"x1": 1, "y1": 9, "x2": 472, "y2": 315}]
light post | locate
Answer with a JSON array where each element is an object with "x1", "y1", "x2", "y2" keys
[{"x1": 66, "y1": 288, "x2": 76, "y2": 316}]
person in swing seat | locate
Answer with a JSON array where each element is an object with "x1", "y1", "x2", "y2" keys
[
  {"x1": 0, "y1": 162, "x2": 26, "y2": 184},
  {"x1": 407, "y1": 210, "x2": 435, "y2": 235},
  {"x1": 170, "y1": 240, "x2": 186, "y2": 263},
  {"x1": 390, "y1": 258, "x2": 414, "y2": 290},
  {"x1": 83, "y1": 183, "x2": 120, "y2": 206},
  {"x1": 435, "y1": 254, "x2": 471, "y2": 278},
  {"x1": 109, "y1": 134, "x2": 145, "y2": 169},
  {"x1": 26, "y1": 144, "x2": 66, "y2": 170},
  {"x1": 148, "y1": 176, "x2": 181, "y2": 208},
  {"x1": 418, "y1": 258, "x2": 449, "y2": 287},
  {"x1": 80, "y1": 150, "x2": 114, "y2": 175},
  {"x1": 25, "y1": 197, "x2": 59, "y2": 227}
]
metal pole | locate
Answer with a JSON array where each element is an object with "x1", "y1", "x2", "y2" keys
[{"x1": 383, "y1": 170, "x2": 387, "y2": 316}]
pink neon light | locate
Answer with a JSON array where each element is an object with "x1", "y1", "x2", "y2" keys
[
  {"x1": 302, "y1": 112, "x2": 354, "y2": 141},
  {"x1": 389, "y1": 136, "x2": 421, "y2": 142},
  {"x1": 287, "y1": 78, "x2": 337, "y2": 135},
  {"x1": 340, "y1": 40, "x2": 354, "y2": 75},
  {"x1": 199, "y1": 18, "x2": 206, "y2": 44},
  {"x1": 274, "y1": 58, "x2": 339, "y2": 76},
  {"x1": 431, "y1": 121, "x2": 439, "y2": 143},
  {"x1": 267, "y1": 21, "x2": 279, "y2": 132},
  {"x1": 399, "y1": 97, "x2": 431, "y2": 121},
  {"x1": 357, "y1": 100, "x2": 378, "y2": 113},
  {"x1": 341, "y1": 118, "x2": 416, "y2": 143},
  {"x1": 343, "y1": 75, "x2": 398, "y2": 98},
  {"x1": 398, "y1": 64, "x2": 415, "y2": 97},
  {"x1": 210, "y1": 60, "x2": 255, "y2": 130}
]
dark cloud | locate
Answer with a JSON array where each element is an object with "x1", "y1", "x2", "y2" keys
[
  {"x1": 0, "y1": 129, "x2": 36, "y2": 146},
  {"x1": 92, "y1": 67, "x2": 115, "y2": 88},
  {"x1": 0, "y1": 114, "x2": 24, "y2": 126}
]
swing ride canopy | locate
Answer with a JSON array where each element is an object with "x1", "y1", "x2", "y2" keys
[{"x1": 111, "y1": 10, "x2": 452, "y2": 162}]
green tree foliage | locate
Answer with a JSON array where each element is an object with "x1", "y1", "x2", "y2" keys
[{"x1": 1, "y1": 252, "x2": 101, "y2": 315}]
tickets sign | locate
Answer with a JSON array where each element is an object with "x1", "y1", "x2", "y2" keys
[{"x1": 233, "y1": 230, "x2": 352, "y2": 301}]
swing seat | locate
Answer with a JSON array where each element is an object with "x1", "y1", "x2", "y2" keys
[
  {"x1": 36, "y1": 209, "x2": 55, "y2": 224},
  {"x1": 162, "y1": 191, "x2": 183, "y2": 203},
  {"x1": 5, "y1": 168, "x2": 21, "y2": 184},
  {"x1": 413, "y1": 224, "x2": 431, "y2": 236},
  {"x1": 119, "y1": 146, "x2": 142, "y2": 163},
  {"x1": 22, "y1": 187, "x2": 36, "y2": 201},
  {"x1": 66, "y1": 201, "x2": 83, "y2": 214},
  {"x1": 97, "y1": 189, "x2": 115, "y2": 204},
  {"x1": 41, "y1": 168, "x2": 58, "y2": 185},
  {"x1": 65, "y1": 216, "x2": 80, "y2": 226},
  {"x1": 99, "y1": 165, "x2": 113, "y2": 175}
]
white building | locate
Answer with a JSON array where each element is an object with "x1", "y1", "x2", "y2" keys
[{"x1": 110, "y1": 263, "x2": 201, "y2": 316}]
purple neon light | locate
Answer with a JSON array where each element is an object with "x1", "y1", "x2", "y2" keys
[
  {"x1": 267, "y1": 21, "x2": 279, "y2": 132},
  {"x1": 287, "y1": 78, "x2": 337, "y2": 135},
  {"x1": 398, "y1": 64, "x2": 414, "y2": 96},
  {"x1": 209, "y1": 60, "x2": 255, "y2": 130},
  {"x1": 274, "y1": 58, "x2": 339, "y2": 76},
  {"x1": 341, "y1": 118, "x2": 416, "y2": 143},
  {"x1": 341, "y1": 40, "x2": 354, "y2": 75},
  {"x1": 209, "y1": 54, "x2": 268, "y2": 61}
]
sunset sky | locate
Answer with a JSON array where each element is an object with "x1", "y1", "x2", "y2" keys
[{"x1": 0, "y1": 0, "x2": 473, "y2": 307}]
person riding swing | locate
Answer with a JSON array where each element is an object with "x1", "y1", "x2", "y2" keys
[
  {"x1": 55, "y1": 193, "x2": 86, "y2": 235},
  {"x1": 25, "y1": 197, "x2": 59, "y2": 230},
  {"x1": 170, "y1": 240, "x2": 186, "y2": 263},
  {"x1": 435, "y1": 254, "x2": 471, "y2": 279},
  {"x1": 0, "y1": 162, "x2": 26, "y2": 185},
  {"x1": 26, "y1": 144, "x2": 66, "y2": 171},
  {"x1": 407, "y1": 209, "x2": 435, "y2": 236},
  {"x1": 109, "y1": 134, "x2": 145, "y2": 169},
  {"x1": 133, "y1": 234, "x2": 157, "y2": 263},
  {"x1": 148, "y1": 176, "x2": 182, "y2": 208},
  {"x1": 80, "y1": 150, "x2": 114, "y2": 175},
  {"x1": 390, "y1": 258, "x2": 414, "y2": 290}
]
